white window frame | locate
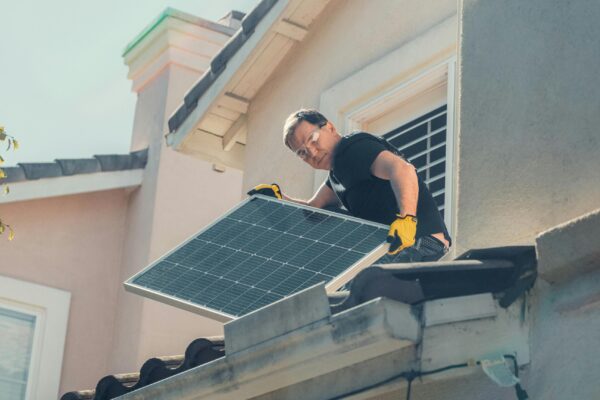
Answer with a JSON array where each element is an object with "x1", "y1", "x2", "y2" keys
[
  {"x1": 318, "y1": 15, "x2": 457, "y2": 235},
  {"x1": 0, "y1": 275, "x2": 71, "y2": 400}
]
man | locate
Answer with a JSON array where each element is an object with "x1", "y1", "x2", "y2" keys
[{"x1": 249, "y1": 109, "x2": 451, "y2": 262}]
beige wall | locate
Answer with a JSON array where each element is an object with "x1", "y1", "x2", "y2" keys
[
  {"x1": 244, "y1": 0, "x2": 457, "y2": 199},
  {"x1": 455, "y1": 0, "x2": 600, "y2": 253},
  {"x1": 0, "y1": 189, "x2": 128, "y2": 393}
]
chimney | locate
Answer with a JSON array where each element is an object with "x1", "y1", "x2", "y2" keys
[{"x1": 122, "y1": 7, "x2": 237, "y2": 150}]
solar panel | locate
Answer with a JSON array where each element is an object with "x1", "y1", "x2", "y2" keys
[{"x1": 125, "y1": 195, "x2": 389, "y2": 321}]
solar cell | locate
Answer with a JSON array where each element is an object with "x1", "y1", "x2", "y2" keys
[{"x1": 125, "y1": 195, "x2": 388, "y2": 321}]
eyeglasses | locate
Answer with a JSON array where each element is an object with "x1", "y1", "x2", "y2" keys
[{"x1": 295, "y1": 126, "x2": 322, "y2": 160}]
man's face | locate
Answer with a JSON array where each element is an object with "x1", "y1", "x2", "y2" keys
[{"x1": 289, "y1": 120, "x2": 340, "y2": 170}]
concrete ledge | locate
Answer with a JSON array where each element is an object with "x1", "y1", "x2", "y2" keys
[
  {"x1": 224, "y1": 283, "x2": 331, "y2": 354},
  {"x1": 420, "y1": 296, "x2": 530, "y2": 372},
  {"x1": 424, "y1": 293, "x2": 496, "y2": 327},
  {"x1": 118, "y1": 297, "x2": 418, "y2": 400},
  {"x1": 536, "y1": 208, "x2": 600, "y2": 284}
]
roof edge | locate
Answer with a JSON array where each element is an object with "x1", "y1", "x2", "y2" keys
[
  {"x1": 116, "y1": 297, "x2": 418, "y2": 399},
  {"x1": 122, "y1": 7, "x2": 237, "y2": 57},
  {"x1": 0, "y1": 169, "x2": 144, "y2": 204}
]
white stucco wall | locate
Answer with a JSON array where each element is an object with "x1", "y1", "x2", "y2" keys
[
  {"x1": 367, "y1": 0, "x2": 600, "y2": 397},
  {"x1": 244, "y1": 0, "x2": 457, "y2": 199},
  {"x1": 455, "y1": 0, "x2": 600, "y2": 253},
  {"x1": 237, "y1": 0, "x2": 600, "y2": 398}
]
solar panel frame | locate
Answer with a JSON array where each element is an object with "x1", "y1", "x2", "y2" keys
[{"x1": 124, "y1": 195, "x2": 389, "y2": 322}]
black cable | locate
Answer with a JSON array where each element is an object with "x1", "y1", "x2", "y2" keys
[
  {"x1": 328, "y1": 363, "x2": 470, "y2": 400},
  {"x1": 329, "y1": 356, "x2": 530, "y2": 400},
  {"x1": 504, "y1": 354, "x2": 529, "y2": 400}
]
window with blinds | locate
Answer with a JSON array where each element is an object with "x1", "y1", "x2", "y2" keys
[{"x1": 383, "y1": 105, "x2": 448, "y2": 216}]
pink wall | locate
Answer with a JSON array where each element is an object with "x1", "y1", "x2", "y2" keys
[
  {"x1": 0, "y1": 189, "x2": 129, "y2": 393},
  {"x1": 109, "y1": 65, "x2": 244, "y2": 374}
]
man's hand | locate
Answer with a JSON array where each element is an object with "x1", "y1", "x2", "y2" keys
[
  {"x1": 247, "y1": 183, "x2": 283, "y2": 200},
  {"x1": 386, "y1": 214, "x2": 417, "y2": 254}
]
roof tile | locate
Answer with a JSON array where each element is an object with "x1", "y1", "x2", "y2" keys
[
  {"x1": 94, "y1": 154, "x2": 133, "y2": 171},
  {"x1": 61, "y1": 337, "x2": 225, "y2": 400},
  {"x1": 19, "y1": 162, "x2": 63, "y2": 180},
  {"x1": 0, "y1": 149, "x2": 148, "y2": 188},
  {"x1": 209, "y1": 30, "x2": 247, "y2": 76},
  {"x1": 242, "y1": 0, "x2": 278, "y2": 35},
  {"x1": 168, "y1": 0, "x2": 278, "y2": 134},
  {"x1": 0, "y1": 166, "x2": 27, "y2": 183},
  {"x1": 183, "y1": 70, "x2": 218, "y2": 110},
  {"x1": 55, "y1": 158, "x2": 101, "y2": 176},
  {"x1": 130, "y1": 148, "x2": 149, "y2": 169},
  {"x1": 168, "y1": 104, "x2": 192, "y2": 133}
]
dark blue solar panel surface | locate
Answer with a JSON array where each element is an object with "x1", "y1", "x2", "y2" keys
[{"x1": 131, "y1": 196, "x2": 388, "y2": 317}]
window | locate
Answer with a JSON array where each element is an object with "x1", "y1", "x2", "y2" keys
[
  {"x1": 319, "y1": 17, "x2": 457, "y2": 233},
  {"x1": 0, "y1": 275, "x2": 70, "y2": 399},
  {"x1": 0, "y1": 307, "x2": 37, "y2": 399},
  {"x1": 383, "y1": 105, "x2": 448, "y2": 215},
  {"x1": 320, "y1": 58, "x2": 456, "y2": 233}
]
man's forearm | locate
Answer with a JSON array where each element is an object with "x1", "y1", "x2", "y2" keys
[
  {"x1": 282, "y1": 193, "x2": 310, "y2": 206},
  {"x1": 282, "y1": 182, "x2": 340, "y2": 209}
]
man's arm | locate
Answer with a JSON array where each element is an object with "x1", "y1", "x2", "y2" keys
[
  {"x1": 370, "y1": 150, "x2": 418, "y2": 216},
  {"x1": 283, "y1": 180, "x2": 341, "y2": 209}
]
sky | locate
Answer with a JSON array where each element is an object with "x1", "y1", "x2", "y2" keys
[{"x1": 0, "y1": 0, "x2": 259, "y2": 166}]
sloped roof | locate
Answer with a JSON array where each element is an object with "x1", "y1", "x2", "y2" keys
[
  {"x1": 166, "y1": 0, "x2": 278, "y2": 134},
  {"x1": 164, "y1": 0, "x2": 332, "y2": 168},
  {"x1": 0, "y1": 149, "x2": 148, "y2": 183}
]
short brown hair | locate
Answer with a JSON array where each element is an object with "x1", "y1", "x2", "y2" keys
[{"x1": 283, "y1": 109, "x2": 328, "y2": 149}]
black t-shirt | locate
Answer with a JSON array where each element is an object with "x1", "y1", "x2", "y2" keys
[{"x1": 326, "y1": 132, "x2": 451, "y2": 242}]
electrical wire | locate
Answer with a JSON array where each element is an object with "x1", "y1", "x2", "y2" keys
[
  {"x1": 504, "y1": 354, "x2": 529, "y2": 400},
  {"x1": 328, "y1": 355, "x2": 529, "y2": 400},
  {"x1": 328, "y1": 362, "x2": 471, "y2": 400}
]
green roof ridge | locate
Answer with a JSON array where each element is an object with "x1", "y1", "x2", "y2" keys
[
  {"x1": 122, "y1": 7, "x2": 236, "y2": 58},
  {"x1": 122, "y1": 7, "x2": 175, "y2": 57}
]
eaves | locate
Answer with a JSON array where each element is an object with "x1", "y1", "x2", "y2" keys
[{"x1": 165, "y1": 0, "x2": 332, "y2": 169}]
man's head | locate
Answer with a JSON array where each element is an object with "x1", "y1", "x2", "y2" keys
[{"x1": 283, "y1": 109, "x2": 341, "y2": 170}]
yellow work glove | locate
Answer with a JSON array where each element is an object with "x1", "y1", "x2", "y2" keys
[
  {"x1": 386, "y1": 214, "x2": 417, "y2": 255},
  {"x1": 247, "y1": 183, "x2": 283, "y2": 200}
]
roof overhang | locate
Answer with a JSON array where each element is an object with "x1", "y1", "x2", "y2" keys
[
  {"x1": 0, "y1": 169, "x2": 143, "y2": 204},
  {"x1": 117, "y1": 281, "x2": 530, "y2": 399},
  {"x1": 165, "y1": 0, "x2": 332, "y2": 170},
  {"x1": 117, "y1": 284, "x2": 420, "y2": 399}
]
